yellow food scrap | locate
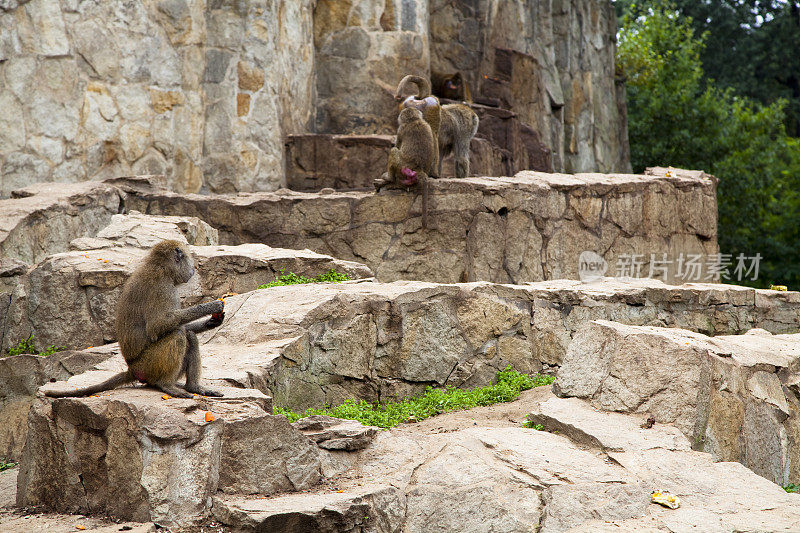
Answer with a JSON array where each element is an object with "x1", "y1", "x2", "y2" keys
[
  {"x1": 650, "y1": 490, "x2": 680, "y2": 509},
  {"x1": 205, "y1": 411, "x2": 215, "y2": 422},
  {"x1": 76, "y1": 526, "x2": 87, "y2": 531},
  {"x1": 771, "y1": 285, "x2": 788, "y2": 291},
  {"x1": 162, "y1": 394, "x2": 172, "y2": 400}
]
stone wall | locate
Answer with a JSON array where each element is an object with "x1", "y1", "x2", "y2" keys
[
  {"x1": 124, "y1": 168, "x2": 717, "y2": 284},
  {"x1": 0, "y1": 0, "x2": 629, "y2": 197},
  {"x1": 0, "y1": 0, "x2": 315, "y2": 197},
  {"x1": 314, "y1": 0, "x2": 430, "y2": 135},
  {"x1": 429, "y1": 0, "x2": 630, "y2": 173}
]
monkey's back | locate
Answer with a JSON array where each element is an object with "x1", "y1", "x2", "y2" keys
[
  {"x1": 115, "y1": 262, "x2": 179, "y2": 363},
  {"x1": 440, "y1": 104, "x2": 479, "y2": 148},
  {"x1": 397, "y1": 119, "x2": 435, "y2": 171}
]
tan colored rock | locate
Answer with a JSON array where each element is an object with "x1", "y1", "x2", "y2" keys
[
  {"x1": 237, "y1": 61, "x2": 264, "y2": 91},
  {"x1": 0, "y1": 350, "x2": 110, "y2": 461},
  {"x1": 125, "y1": 169, "x2": 718, "y2": 284},
  {"x1": 555, "y1": 320, "x2": 800, "y2": 485},
  {"x1": 4, "y1": 238, "x2": 373, "y2": 351},
  {"x1": 16, "y1": 387, "x2": 284, "y2": 526},
  {"x1": 294, "y1": 415, "x2": 378, "y2": 451},
  {"x1": 0, "y1": 181, "x2": 121, "y2": 263},
  {"x1": 214, "y1": 391, "x2": 800, "y2": 532},
  {"x1": 149, "y1": 88, "x2": 184, "y2": 114}
]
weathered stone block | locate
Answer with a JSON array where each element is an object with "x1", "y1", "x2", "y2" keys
[{"x1": 555, "y1": 320, "x2": 800, "y2": 485}]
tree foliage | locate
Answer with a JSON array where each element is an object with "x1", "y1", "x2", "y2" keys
[{"x1": 617, "y1": 1, "x2": 800, "y2": 287}]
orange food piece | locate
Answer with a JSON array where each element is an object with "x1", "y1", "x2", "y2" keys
[
  {"x1": 76, "y1": 526, "x2": 87, "y2": 531},
  {"x1": 162, "y1": 394, "x2": 172, "y2": 400},
  {"x1": 205, "y1": 411, "x2": 215, "y2": 422},
  {"x1": 103, "y1": 260, "x2": 109, "y2": 263}
]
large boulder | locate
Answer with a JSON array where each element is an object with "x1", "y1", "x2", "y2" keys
[
  {"x1": 213, "y1": 391, "x2": 800, "y2": 532},
  {"x1": 16, "y1": 387, "x2": 324, "y2": 527},
  {"x1": 555, "y1": 320, "x2": 800, "y2": 485}
]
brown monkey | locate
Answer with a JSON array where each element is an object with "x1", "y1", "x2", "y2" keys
[
  {"x1": 395, "y1": 75, "x2": 441, "y2": 177},
  {"x1": 374, "y1": 107, "x2": 436, "y2": 227},
  {"x1": 45, "y1": 240, "x2": 224, "y2": 398},
  {"x1": 395, "y1": 75, "x2": 479, "y2": 179},
  {"x1": 432, "y1": 72, "x2": 473, "y2": 103}
]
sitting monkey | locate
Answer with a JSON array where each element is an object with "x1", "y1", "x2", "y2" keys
[
  {"x1": 395, "y1": 74, "x2": 479, "y2": 179},
  {"x1": 45, "y1": 240, "x2": 224, "y2": 398},
  {"x1": 374, "y1": 107, "x2": 436, "y2": 227}
]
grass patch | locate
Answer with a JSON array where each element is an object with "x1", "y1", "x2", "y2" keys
[
  {"x1": 274, "y1": 367, "x2": 555, "y2": 428},
  {"x1": 523, "y1": 416, "x2": 545, "y2": 431},
  {"x1": 0, "y1": 459, "x2": 16, "y2": 472},
  {"x1": 5, "y1": 334, "x2": 64, "y2": 357},
  {"x1": 785, "y1": 483, "x2": 799, "y2": 493},
  {"x1": 257, "y1": 269, "x2": 350, "y2": 289}
]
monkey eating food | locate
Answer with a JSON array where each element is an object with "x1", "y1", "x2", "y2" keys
[{"x1": 45, "y1": 240, "x2": 225, "y2": 398}]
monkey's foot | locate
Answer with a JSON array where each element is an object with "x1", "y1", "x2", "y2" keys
[
  {"x1": 156, "y1": 384, "x2": 194, "y2": 398},
  {"x1": 373, "y1": 177, "x2": 390, "y2": 191},
  {"x1": 185, "y1": 384, "x2": 223, "y2": 397}
]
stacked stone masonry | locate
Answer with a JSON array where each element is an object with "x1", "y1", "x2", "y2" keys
[{"x1": 0, "y1": 0, "x2": 628, "y2": 197}]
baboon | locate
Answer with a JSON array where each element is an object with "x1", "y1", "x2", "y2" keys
[
  {"x1": 45, "y1": 240, "x2": 224, "y2": 399},
  {"x1": 432, "y1": 72, "x2": 472, "y2": 103},
  {"x1": 374, "y1": 107, "x2": 436, "y2": 227},
  {"x1": 395, "y1": 75, "x2": 442, "y2": 176},
  {"x1": 395, "y1": 74, "x2": 479, "y2": 179}
]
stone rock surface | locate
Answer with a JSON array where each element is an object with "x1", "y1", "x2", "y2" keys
[
  {"x1": 162, "y1": 279, "x2": 800, "y2": 411},
  {"x1": 0, "y1": 0, "x2": 314, "y2": 195},
  {"x1": 16, "y1": 386, "x2": 326, "y2": 527},
  {"x1": 212, "y1": 390, "x2": 800, "y2": 532},
  {"x1": 294, "y1": 415, "x2": 378, "y2": 451},
  {"x1": 0, "y1": 349, "x2": 110, "y2": 461},
  {"x1": 430, "y1": 0, "x2": 630, "y2": 174},
  {"x1": 0, "y1": 0, "x2": 628, "y2": 194},
  {"x1": 124, "y1": 168, "x2": 718, "y2": 284},
  {"x1": 555, "y1": 320, "x2": 800, "y2": 485},
  {"x1": 0, "y1": 181, "x2": 122, "y2": 264},
  {"x1": 1, "y1": 209, "x2": 373, "y2": 352}
]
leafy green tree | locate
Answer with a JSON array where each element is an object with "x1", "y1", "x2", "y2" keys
[
  {"x1": 616, "y1": 0, "x2": 800, "y2": 136},
  {"x1": 617, "y1": 1, "x2": 800, "y2": 287}
]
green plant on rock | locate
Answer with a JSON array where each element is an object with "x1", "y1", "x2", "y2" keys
[
  {"x1": 785, "y1": 483, "x2": 799, "y2": 494},
  {"x1": 274, "y1": 367, "x2": 555, "y2": 429},
  {"x1": 257, "y1": 269, "x2": 350, "y2": 289},
  {"x1": 0, "y1": 459, "x2": 16, "y2": 472},
  {"x1": 522, "y1": 415, "x2": 545, "y2": 431},
  {"x1": 5, "y1": 334, "x2": 64, "y2": 357}
]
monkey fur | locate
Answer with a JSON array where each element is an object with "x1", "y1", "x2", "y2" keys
[
  {"x1": 395, "y1": 74, "x2": 479, "y2": 179},
  {"x1": 374, "y1": 107, "x2": 436, "y2": 227},
  {"x1": 45, "y1": 240, "x2": 225, "y2": 399}
]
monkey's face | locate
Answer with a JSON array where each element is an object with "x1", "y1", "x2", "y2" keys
[
  {"x1": 150, "y1": 240, "x2": 196, "y2": 284},
  {"x1": 172, "y1": 245, "x2": 196, "y2": 284}
]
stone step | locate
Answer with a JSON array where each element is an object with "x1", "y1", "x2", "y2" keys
[
  {"x1": 285, "y1": 133, "x2": 522, "y2": 191},
  {"x1": 1, "y1": 210, "x2": 373, "y2": 353},
  {"x1": 555, "y1": 320, "x2": 800, "y2": 485},
  {"x1": 0, "y1": 181, "x2": 122, "y2": 265},
  {"x1": 212, "y1": 485, "x2": 403, "y2": 532},
  {"x1": 7, "y1": 277, "x2": 800, "y2": 463},
  {"x1": 121, "y1": 167, "x2": 717, "y2": 284},
  {"x1": 15, "y1": 387, "x2": 327, "y2": 528},
  {"x1": 213, "y1": 391, "x2": 800, "y2": 532}
]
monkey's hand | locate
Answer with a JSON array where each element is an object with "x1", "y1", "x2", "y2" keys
[{"x1": 206, "y1": 312, "x2": 225, "y2": 329}]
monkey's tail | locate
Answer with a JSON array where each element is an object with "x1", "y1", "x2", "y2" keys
[
  {"x1": 396, "y1": 75, "x2": 431, "y2": 99},
  {"x1": 422, "y1": 174, "x2": 429, "y2": 229},
  {"x1": 43, "y1": 371, "x2": 132, "y2": 398}
]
